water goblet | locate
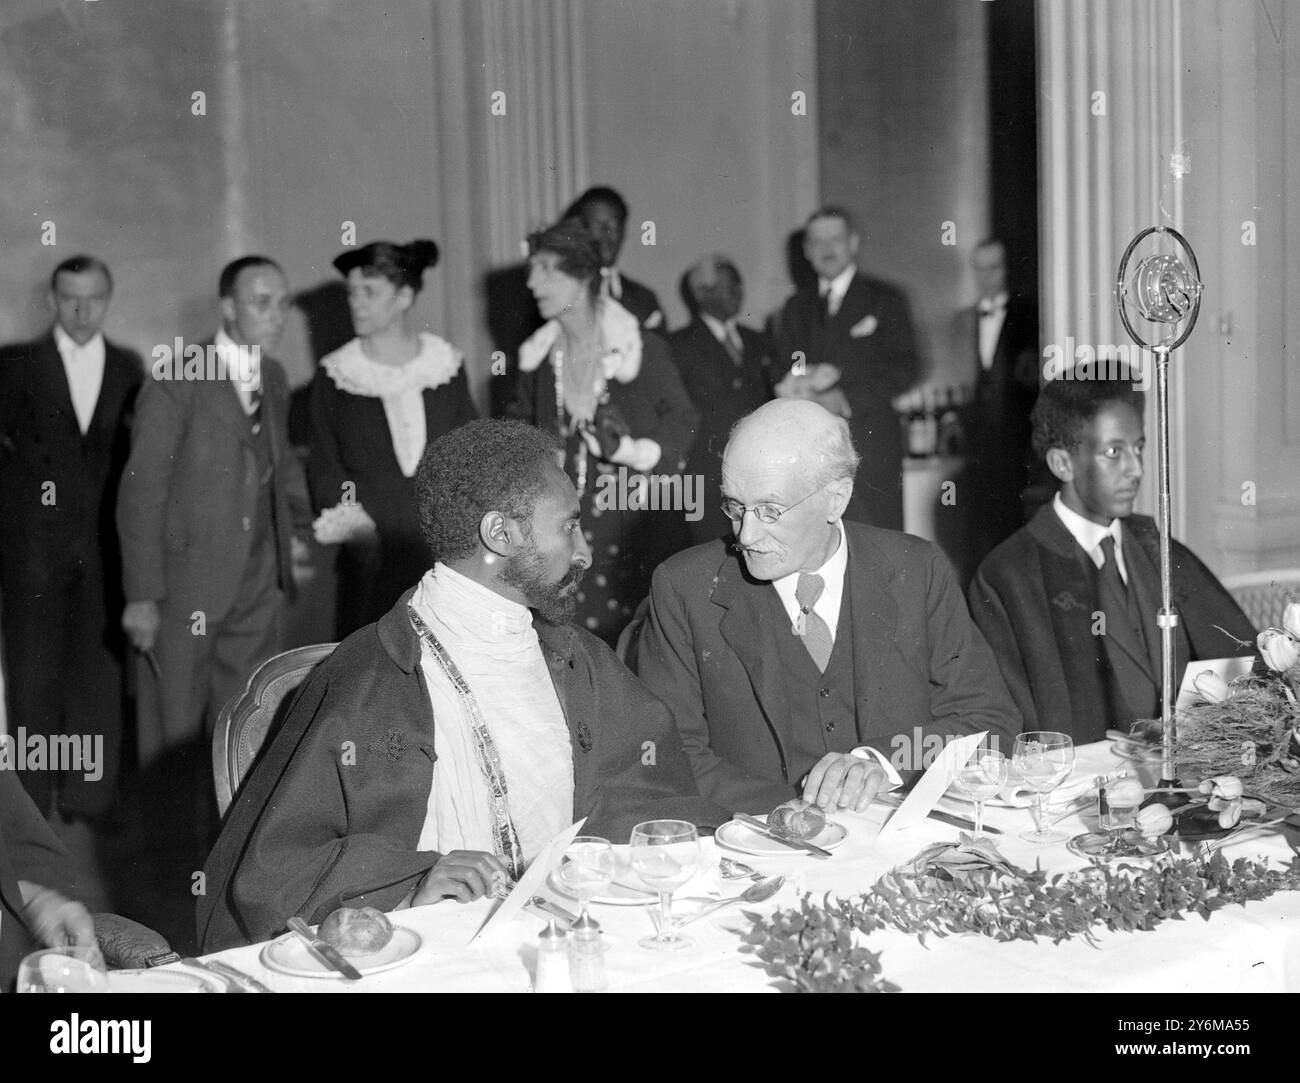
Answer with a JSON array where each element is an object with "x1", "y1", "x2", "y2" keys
[
  {"x1": 628, "y1": 820, "x2": 699, "y2": 952},
  {"x1": 952, "y1": 746, "x2": 1008, "y2": 837},
  {"x1": 17, "y1": 945, "x2": 108, "y2": 993},
  {"x1": 1013, "y1": 731, "x2": 1075, "y2": 844},
  {"x1": 557, "y1": 836, "x2": 615, "y2": 921}
]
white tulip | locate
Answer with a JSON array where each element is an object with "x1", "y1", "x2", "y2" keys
[
  {"x1": 1283, "y1": 602, "x2": 1300, "y2": 640},
  {"x1": 1258, "y1": 628, "x2": 1300, "y2": 673},
  {"x1": 1192, "y1": 669, "x2": 1230, "y2": 704}
]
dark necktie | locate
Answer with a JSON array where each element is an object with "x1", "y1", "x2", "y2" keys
[
  {"x1": 1098, "y1": 535, "x2": 1142, "y2": 636},
  {"x1": 794, "y1": 573, "x2": 834, "y2": 672},
  {"x1": 247, "y1": 383, "x2": 262, "y2": 436},
  {"x1": 818, "y1": 285, "x2": 832, "y2": 325},
  {"x1": 722, "y1": 325, "x2": 743, "y2": 366}
]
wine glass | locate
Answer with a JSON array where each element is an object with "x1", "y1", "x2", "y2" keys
[
  {"x1": 557, "y1": 836, "x2": 615, "y2": 921},
  {"x1": 17, "y1": 945, "x2": 108, "y2": 993},
  {"x1": 1012, "y1": 731, "x2": 1075, "y2": 844},
  {"x1": 628, "y1": 819, "x2": 699, "y2": 952},
  {"x1": 951, "y1": 745, "x2": 1008, "y2": 837}
]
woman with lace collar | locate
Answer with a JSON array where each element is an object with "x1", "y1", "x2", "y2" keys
[
  {"x1": 507, "y1": 220, "x2": 698, "y2": 646},
  {"x1": 308, "y1": 239, "x2": 475, "y2": 635}
]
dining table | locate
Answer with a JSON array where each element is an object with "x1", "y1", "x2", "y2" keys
[{"x1": 184, "y1": 741, "x2": 1300, "y2": 993}]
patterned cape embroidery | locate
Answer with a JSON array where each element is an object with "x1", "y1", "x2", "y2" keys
[{"x1": 408, "y1": 606, "x2": 525, "y2": 879}]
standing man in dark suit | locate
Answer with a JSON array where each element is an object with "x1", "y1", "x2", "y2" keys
[
  {"x1": 0, "y1": 255, "x2": 142, "y2": 822},
  {"x1": 669, "y1": 254, "x2": 772, "y2": 545},
  {"x1": 634, "y1": 399, "x2": 1019, "y2": 814},
  {"x1": 956, "y1": 239, "x2": 1041, "y2": 569},
  {"x1": 118, "y1": 256, "x2": 312, "y2": 778},
  {"x1": 562, "y1": 186, "x2": 665, "y2": 331},
  {"x1": 771, "y1": 208, "x2": 922, "y2": 531}
]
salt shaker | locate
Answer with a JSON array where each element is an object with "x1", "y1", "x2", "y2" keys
[
  {"x1": 533, "y1": 920, "x2": 573, "y2": 993},
  {"x1": 568, "y1": 912, "x2": 608, "y2": 993}
]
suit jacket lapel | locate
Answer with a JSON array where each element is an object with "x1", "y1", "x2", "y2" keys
[
  {"x1": 843, "y1": 524, "x2": 898, "y2": 737},
  {"x1": 535, "y1": 619, "x2": 599, "y2": 813},
  {"x1": 712, "y1": 556, "x2": 797, "y2": 764},
  {"x1": 32, "y1": 334, "x2": 80, "y2": 436},
  {"x1": 198, "y1": 341, "x2": 258, "y2": 448}
]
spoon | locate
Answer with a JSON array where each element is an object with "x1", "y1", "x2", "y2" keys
[
  {"x1": 677, "y1": 876, "x2": 785, "y2": 928},
  {"x1": 718, "y1": 857, "x2": 764, "y2": 881}
]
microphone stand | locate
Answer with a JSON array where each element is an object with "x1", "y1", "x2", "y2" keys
[{"x1": 1115, "y1": 226, "x2": 1202, "y2": 807}]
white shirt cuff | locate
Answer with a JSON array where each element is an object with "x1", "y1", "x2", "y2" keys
[{"x1": 850, "y1": 746, "x2": 903, "y2": 790}]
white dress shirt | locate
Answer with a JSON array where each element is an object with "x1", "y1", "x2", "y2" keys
[
  {"x1": 977, "y1": 290, "x2": 1009, "y2": 372},
  {"x1": 769, "y1": 523, "x2": 901, "y2": 787},
  {"x1": 1052, "y1": 492, "x2": 1129, "y2": 584},
  {"x1": 818, "y1": 265, "x2": 857, "y2": 319},
  {"x1": 699, "y1": 312, "x2": 743, "y2": 358},
  {"x1": 771, "y1": 521, "x2": 849, "y2": 640},
  {"x1": 53, "y1": 324, "x2": 105, "y2": 435}
]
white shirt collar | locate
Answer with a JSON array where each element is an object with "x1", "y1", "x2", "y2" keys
[
  {"x1": 979, "y1": 290, "x2": 1010, "y2": 315},
  {"x1": 215, "y1": 327, "x2": 263, "y2": 389},
  {"x1": 771, "y1": 521, "x2": 849, "y2": 639},
  {"x1": 819, "y1": 264, "x2": 856, "y2": 304},
  {"x1": 1052, "y1": 492, "x2": 1127, "y2": 581},
  {"x1": 53, "y1": 323, "x2": 105, "y2": 362},
  {"x1": 699, "y1": 312, "x2": 736, "y2": 344}
]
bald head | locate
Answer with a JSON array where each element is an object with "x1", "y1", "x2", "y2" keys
[{"x1": 721, "y1": 400, "x2": 858, "y2": 581}]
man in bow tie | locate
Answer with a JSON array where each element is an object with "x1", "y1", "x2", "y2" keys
[
  {"x1": 770, "y1": 207, "x2": 921, "y2": 531},
  {"x1": 634, "y1": 399, "x2": 1019, "y2": 814},
  {"x1": 954, "y1": 238, "x2": 1041, "y2": 572},
  {"x1": 198, "y1": 420, "x2": 721, "y2": 951},
  {"x1": 968, "y1": 371, "x2": 1255, "y2": 743}
]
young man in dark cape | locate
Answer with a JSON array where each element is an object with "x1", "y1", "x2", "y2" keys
[{"x1": 968, "y1": 370, "x2": 1256, "y2": 744}]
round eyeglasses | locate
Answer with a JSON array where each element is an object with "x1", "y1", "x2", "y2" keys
[{"x1": 719, "y1": 485, "x2": 826, "y2": 525}]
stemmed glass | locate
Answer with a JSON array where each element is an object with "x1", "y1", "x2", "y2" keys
[
  {"x1": 628, "y1": 820, "x2": 700, "y2": 952},
  {"x1": 557, "y1": 836, "x2": 615, "y2": 922},
  {"x1": 17, "y1": 946, "x2": 108, "y2": 993},
  {"x1": 1013, "y1": 731, "x2": 1075, "y2": 844},
  {"x1": 952, "y1": 745, "x2": 1008, "y2": 837}
]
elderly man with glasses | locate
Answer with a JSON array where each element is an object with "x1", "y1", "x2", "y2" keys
[{"x1": 634, "y1": 399, "x2": 1020, "y2": 814}]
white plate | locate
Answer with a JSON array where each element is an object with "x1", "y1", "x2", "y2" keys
[
  {"x1": 260, "y1": 925, "x2": 422, "y2": 978},
  {"x1": 108, "y1": 968, "x2": 224, "y2": 993},
  {"x1": 715, "y1": 816, "x2": 848, "y2": 856}
]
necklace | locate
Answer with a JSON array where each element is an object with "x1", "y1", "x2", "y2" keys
[{"x1": 552, "y1": 344, "x2": 609, "y2": 496}]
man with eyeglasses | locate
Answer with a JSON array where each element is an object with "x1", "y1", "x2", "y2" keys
[{"x1": 634, "y1": 398, "x2": 1019, "y2": 814}]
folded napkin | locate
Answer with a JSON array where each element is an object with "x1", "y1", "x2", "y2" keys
[{"x1": 997, "y1": 773, "x2": 1095, "y2": 809}]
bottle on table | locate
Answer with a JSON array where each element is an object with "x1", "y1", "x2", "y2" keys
[{"x1": 533, "y1": 920, "x2": 573, "y2": 993}]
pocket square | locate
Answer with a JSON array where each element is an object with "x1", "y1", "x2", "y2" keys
[{"x1": 850, "y1": 315, "x2": 878, "y2": 338}]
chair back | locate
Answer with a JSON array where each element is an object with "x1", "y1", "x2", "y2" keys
[
  {"x1": 1221, "y1": 569, "x2": 1300, "y2": 634},
  {"x1": 213, "y1": 642, "x2": 336, "y2": 817}
]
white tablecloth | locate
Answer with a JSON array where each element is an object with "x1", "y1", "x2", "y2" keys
[{"x1": 195, "y1": 742, "x2": 1300, "y2": 993}]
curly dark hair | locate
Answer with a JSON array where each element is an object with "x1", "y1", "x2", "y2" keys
[
  {"x1": 1031, "y1": 368, "x2": 1146, "y2": 461},
  {"x1": 527, "y1": 219, "x2": 604, "y2": 300},
  {"x1": 416, "y1": 420, "x2": 564, "y2": 563}
]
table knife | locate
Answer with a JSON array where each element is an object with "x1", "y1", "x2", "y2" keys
[
  {"x1": 187, "y1": 958, "x2": 273, "y2": 993},
  {"x1": 527, "y1": 896, "x2": 577, "y2": 927},
  {"x1": 733, "y1": 813, "x2": 833, "y2": 858},
  {"x1": 286, "y1": 916, "x2": 363, "y2": 980}
]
